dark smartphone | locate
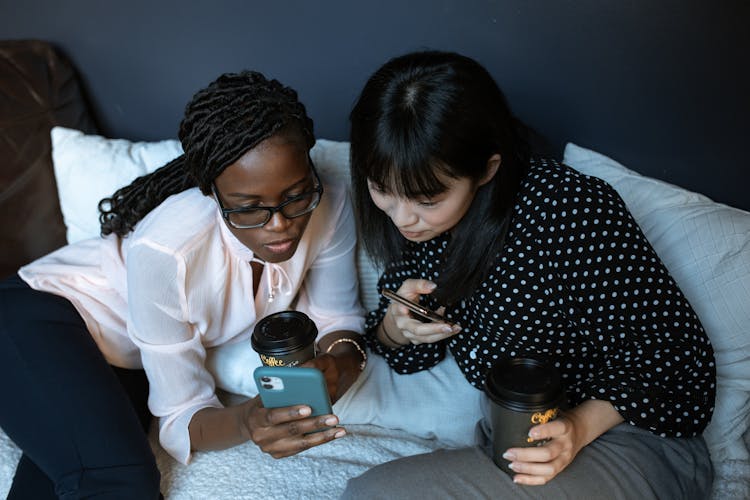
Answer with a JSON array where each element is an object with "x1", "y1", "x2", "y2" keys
[
  {"x1": 381, "y1": 288, "x2": 454, "y2": 325},
  {"x1": 253, "y1": 366, "x2": 332, "y2": 417}
]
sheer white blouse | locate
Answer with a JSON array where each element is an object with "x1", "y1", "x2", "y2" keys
[{"x1": 19, "y1": 174, "x2": 364, "y2": 464}]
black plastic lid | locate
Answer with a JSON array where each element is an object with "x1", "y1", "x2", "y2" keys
[
  {"x1": 484, "y1": 358, "x2": 564, "y2": 412},
  {"x1": 251, "y1": 311, "x2": 318, "y2": 354}
]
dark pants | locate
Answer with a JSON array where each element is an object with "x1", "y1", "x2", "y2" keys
[{"x1": 0, "y1": 275, "x2": 160, "y2": 499}]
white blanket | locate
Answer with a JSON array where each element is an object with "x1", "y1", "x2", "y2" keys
[
  {"x1": 0, "y1": 420, "x2": 445, "y2": 499},
  {"x1": 2, "y1": 351, "x2": 748, "y2": 498},
  {"x1": 151, "y1": 423, "x2": 444, "y2": 499}
]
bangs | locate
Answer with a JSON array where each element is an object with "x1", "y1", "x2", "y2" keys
[{"x1": 364, "y1": 141, "x2": 457, "y2": 198}]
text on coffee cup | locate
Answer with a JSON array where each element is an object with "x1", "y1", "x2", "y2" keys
[
  {"x1": 525, "y1": 408, "x2": 559, "y2": 444},
  {"x1": 260, "y1": 354, "x2": 300, "y2": 367},
  {"x1": 530, "y1": 408, "x2": 559, "y2": 424}
]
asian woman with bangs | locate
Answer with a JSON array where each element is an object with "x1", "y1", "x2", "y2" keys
[{"x1": 342, "y1": 50, "x2": 715, "y2": 500}]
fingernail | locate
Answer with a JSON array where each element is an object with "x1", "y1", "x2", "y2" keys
[
  {"x1": 528, "y1": 430, "x2": 540, "y2": 439},
  {"x1": 452, "y1": 325, "x2": 462, "y2": 332},
  {"x1": 298, "y1": 407, "x2": 311, "y2": 416},
  {"x1": 502, "y1": 451, "x2": 515, "y2": 460},
  {"x1": 334, "y1": 429, "x2": 346, "y2": 438},
  {"x1": 325, "y1": 416, "x2": 338, "y2": 426},
  {"x1": 426, "y1": 282, "x2": 437, "y2": 290},
  {"x1": 441, "y1": 325, "x2": 453, "y2": 333},
  {"x1": 507, "y1": 462, "x2": 515, "y2": 470}
]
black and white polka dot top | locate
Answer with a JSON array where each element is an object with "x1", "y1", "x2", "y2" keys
[{"x1": 365, "y1": 157, "x2": 716, "y2": 437}]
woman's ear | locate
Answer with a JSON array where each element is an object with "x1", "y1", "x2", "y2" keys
[{"x1": 478, "y1": 154, "x2": 501, "y2": 186}]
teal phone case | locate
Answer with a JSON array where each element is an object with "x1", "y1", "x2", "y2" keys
[{"x1": 253, "y1": 366, "x2": 332, "y2": 417}]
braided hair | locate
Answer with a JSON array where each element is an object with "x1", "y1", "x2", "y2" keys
[{"x1": 99, "y1": 71, "x2": 315, "y2": 237}]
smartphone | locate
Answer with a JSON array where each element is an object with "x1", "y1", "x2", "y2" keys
[
  {"x1": 381, "y1": 288, "x2": 454, "y2": 325},
  {"x1": 253, "y1": 366, "x2": 332, "y2": 417}
]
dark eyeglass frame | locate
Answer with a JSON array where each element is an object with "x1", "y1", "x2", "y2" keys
[{"x1": 211, "y1": 165, "x2": 323, "y2": 229}]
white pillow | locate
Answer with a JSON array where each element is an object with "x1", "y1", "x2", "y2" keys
[
  {"x1": 564, "y1": 143, "x2": 750, "y2": 463},
  {"x1": 334, "y1": 349, "x2": 484, "y2": 447},
  {"x1": 51, "y1": 127, "x2": 184, "y2": 244},
  {"x1": 309, "y1": 139, "x2": 381, "y2": 312}
]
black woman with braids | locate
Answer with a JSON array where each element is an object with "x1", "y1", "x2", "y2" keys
[{"x1": 0, "y1": 71, "x2": 366, "y2": 499}]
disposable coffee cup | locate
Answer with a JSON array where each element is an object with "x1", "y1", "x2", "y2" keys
[
  {"x1": 483, "y1": 357, "x2": 565, "y2": 475},
  {"x1": 251, "y1": 311, "x2": 318, "y2": 367}
]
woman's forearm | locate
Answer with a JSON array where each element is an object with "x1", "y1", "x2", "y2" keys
[
  {"x1": 188, "y1": 401, "x2": 255, "y2": 452},
  {"x1": 561, "y1": 399, "x2": 624, "y2": 449}
]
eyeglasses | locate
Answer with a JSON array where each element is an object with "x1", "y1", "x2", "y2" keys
[{"x1": 211, "y1": 166, "x2": 323, "y2": 229}]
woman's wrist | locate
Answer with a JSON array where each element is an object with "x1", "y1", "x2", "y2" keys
[
  {"x1": 379, "y1": 309, "x2": 408, "y2": 348},
  {"x1": 318, "y1": 332, "x2": 367, "y2": 371},
  {"x1": 564, "y1": 399, "x2": 624, "y2": 449},
  {"x1": 325, "y1": 337, "x2": 367, "y2": 371},
  {"x1": 190, "y1": 404, "x2": 254, "y2": 452},
  {"x1": 239, "y1": 398, "x2": 260, "y2": 441}
]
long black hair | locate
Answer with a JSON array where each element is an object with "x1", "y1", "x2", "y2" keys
[
  {"x1": 99, "y1": 71, "x2": 315, "y2": 236},
  {"x1": 349, "y1": 50, "x2": 529, "y2": 305}
]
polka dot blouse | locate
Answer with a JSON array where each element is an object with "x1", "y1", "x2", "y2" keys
[{"x1": 365, "y1": 158, "x2": 716, "y2": 438}]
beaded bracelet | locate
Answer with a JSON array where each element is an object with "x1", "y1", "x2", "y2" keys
[{"x1": 325, "y1": 338, "x2": 367, "y2": 371}]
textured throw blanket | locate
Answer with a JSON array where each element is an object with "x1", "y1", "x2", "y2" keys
[
  {"x1": 2, "y1": 349, "x2": 748, "y2": 499},
  {"x1": 152, "y1": 424, "x2": 443, "y2": 499},
  {"x1": 0, "y1": 420, "x2": 443, "y2": 499}
]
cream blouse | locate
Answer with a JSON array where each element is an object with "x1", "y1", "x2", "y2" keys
[{"x1": 19, "y1": 174, "x2": 364, "y2": 464}]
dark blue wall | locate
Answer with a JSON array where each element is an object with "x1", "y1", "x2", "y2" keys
[{"x1": 1, "y1": 0, "x2": 748, "y2": 210}]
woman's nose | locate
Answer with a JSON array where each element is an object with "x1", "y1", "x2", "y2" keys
[
  {"x1": 264, "y1": 210, "x2": 293, "y2": 231},
  {"x1": 389, "y1": 201, "x2": 418, "y2": 227}
]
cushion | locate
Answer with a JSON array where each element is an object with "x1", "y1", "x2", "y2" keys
[
  {"x1": 51, "y1": 127, "x2": 184, "y2": 244},
  {"x1": 0, "y1": 41, "x2": 98, "y2": 278},
  {"x1": 305, "y1": 139, "x2": 382, "y2": 312},
  {"x1": 563, "y1": 143, "x2": 750, "y2": 463}
]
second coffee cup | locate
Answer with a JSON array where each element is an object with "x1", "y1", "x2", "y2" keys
[
  {"x1": 251, "y1": 311, "x2": 318, "y2": 367},
  {"x1": 484, "y1": 357, "x2": 565, "y2": 475}
]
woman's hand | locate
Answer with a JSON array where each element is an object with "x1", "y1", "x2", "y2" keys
[
  {"x1": 380, "y1": 279, "x2": 461, "y2": 346},
  {"x1": 242, "y1": 333, "x2": 367, "y2": 458},
  {"x1": 240, "y1": 396, "x2": 345, "y2": 459},
  {"x1": 304, "y1": 352, "x2": 359, "y2": 402},
  {"x1": 501, "y1": 414, "x2": 583, "y2": 485},
  {"x1": 502, "y1": 400, "x2": 624, "y2": 485},
  {"x1": 188, "y1": 397, "x2": 345, "y2": 457}
]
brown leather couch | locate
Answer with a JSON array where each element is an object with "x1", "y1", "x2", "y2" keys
[{"x1": 0, "y1": 40, "x2": 98, "y2": 278}]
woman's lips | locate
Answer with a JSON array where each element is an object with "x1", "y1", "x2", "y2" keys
[
  {"x1": 399, "y1": 229, "x2": 425, "y2": 239},
  {"x1": 264, "y1": 238, "x2": 296, "y2": 254}
]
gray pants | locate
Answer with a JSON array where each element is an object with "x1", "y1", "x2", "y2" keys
[{"x1": 341, "y1": 423, "x2": 713, "y2": 500}]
